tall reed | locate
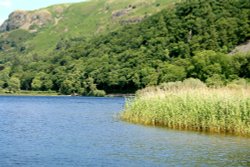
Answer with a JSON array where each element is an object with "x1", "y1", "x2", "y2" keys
[{"x1": 121, "y1": 79, "x2": 250, "y2": 136}]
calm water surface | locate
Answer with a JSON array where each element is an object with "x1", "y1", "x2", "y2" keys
[{"x1": 0, "y1": 96, "x2": 249, "y2": 167}]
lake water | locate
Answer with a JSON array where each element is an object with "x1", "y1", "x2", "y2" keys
[{"x1": 0, "y1": 96, "x2": 249, "y2": 167}]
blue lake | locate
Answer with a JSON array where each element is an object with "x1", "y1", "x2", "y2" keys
[{"x1": 0, "y1": 96, "x2": 249, "y2": 166}]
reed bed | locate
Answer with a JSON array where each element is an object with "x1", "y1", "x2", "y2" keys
[{"x1": 121, "y1": 79, "x2": 250, "y2": 136}]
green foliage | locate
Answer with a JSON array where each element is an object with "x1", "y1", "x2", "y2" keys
[
  {"x1": 0, "y1": 66, "x2": 11, "y2": 89},
  {"x1": 0, "y1": 29, "x2": 34, "y2": 53},
  {"x1": 190, "y1": 50, "x2": 231, "y2": 81},
  {"x1": 66, "y1": 0, "x2": 249, "y2": 93},
  {"x1": 31, "y1": 77, "x2": 42, "y2": 91},
  {"x1": 0, "y1": 0, "x2": 250, "y2": 95},
  {"x1": 205, "y1": 74, "x2": 225, "y2": 88},
  {"x1": 82, "y1": 77, "x2": 106, "y2": 96},
  {"x1": 31, "y1": 72, "x2": 53, "y2": 91},
  {"x1": 159, "y1": 63, "x2": 186, "y2": 83},
  {"x1": 8, "y1": 76, "x2": 20, "y2": 92}
]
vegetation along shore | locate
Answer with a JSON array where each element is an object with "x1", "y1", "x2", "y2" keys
[{"x1": 121, "y1": 79, "x2": 250, "y2": 136}]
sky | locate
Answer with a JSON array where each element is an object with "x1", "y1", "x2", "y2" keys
[{"x1": 0, "y1": 0, "x2": 86, "y2": 25}]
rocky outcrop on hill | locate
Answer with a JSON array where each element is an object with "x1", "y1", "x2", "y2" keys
[
  {"x1": 0, "y1": 10, "x2": 53, "y2": 32},
  {"x1": 112, "y1": 6, "x2": 133, "y2": 19},
  {"x1": 120, "y1": 17, "x2": 144, "y2": 25}
]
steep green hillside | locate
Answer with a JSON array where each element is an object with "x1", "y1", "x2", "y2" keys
[
  {"x1": 48, "y1": 0, "x2": 249, "y2": 94},
  {"x1": 0, "y1": 0, "x2": 177, "y2": 56},
  {"x1": 0, "y1": 0, "x2": 249, "y2": 95}
]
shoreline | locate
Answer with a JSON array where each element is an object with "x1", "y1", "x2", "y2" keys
[
  {"x1": 0, "y1": 91, "x2": 135, "y2": 97},
  {"x1": 0, "y1": 90, "x2": 59, "y2": 96},
  {"x1": 105, "y1": 93, "x2": 135, "y2": 97}
]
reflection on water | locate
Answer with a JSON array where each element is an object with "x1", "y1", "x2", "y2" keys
[{"x1": 0, "y1": 96, "x2": 249, "y2": 167}]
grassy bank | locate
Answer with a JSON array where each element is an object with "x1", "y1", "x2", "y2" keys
[{"x1": 121, "y1": 79, "x2": 250, "y2": 136}]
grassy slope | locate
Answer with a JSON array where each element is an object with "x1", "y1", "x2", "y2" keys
[{"x1": 3, "y1": 0, "x2": 177, "y2": 56}]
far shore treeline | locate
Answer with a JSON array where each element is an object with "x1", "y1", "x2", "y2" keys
[{"x1": 0, "y1": 0, "x2": 250, "y2": 95}]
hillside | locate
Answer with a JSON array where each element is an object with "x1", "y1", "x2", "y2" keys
[
  {"x1": 0, "y1": 0, "x2": 250, "y2": 95},
  {"x1": 0, "y1": 0, "x2": 177, "y2": 56}
]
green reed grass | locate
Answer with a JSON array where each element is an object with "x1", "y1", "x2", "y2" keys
[{"x1": 121, "y1": 79, "x2": 250, "y2": 136}]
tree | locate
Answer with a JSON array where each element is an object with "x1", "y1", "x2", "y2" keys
[
  {"x1": 206, "y1": 74, "x2": 224, "y2": 88},
  {"x1": 31, "y1": 72, "x2": 53, "y2": 91},
  {"x1": 159, "y1": 63, "x2": 187, "y2": 83},
  {"x1": 8, "y1": 76, "x2": 20, "y2": 92},
  {"x1": 31, "y1": 77, "x2": 42, "y2": 90},
  {"x1": 0, "y1": 66, "x2": 11, "y2": 89}
]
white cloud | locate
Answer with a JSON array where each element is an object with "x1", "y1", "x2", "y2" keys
[{"x1": 0, "y1": 0, "x2": 12, "y2": 8}]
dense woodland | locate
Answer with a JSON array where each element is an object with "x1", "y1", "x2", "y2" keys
[{"x1": 0, "y1": 0, "x2": 250, "y2": 95}]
